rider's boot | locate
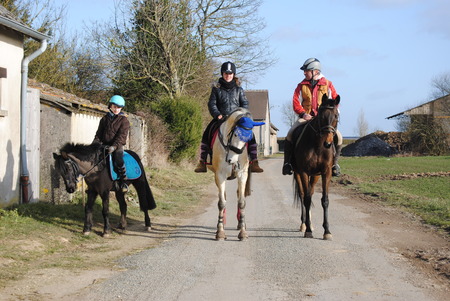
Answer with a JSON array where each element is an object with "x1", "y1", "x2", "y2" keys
[
  {"x1": 118, "y1": 165, "x2": 128, "y2": 193},
  {"x1": 248, "y1": 140, "x2": 263, "y2": 173},
  {"x1": 250, "y1": 159, "x2": 264, "y2": 173},
  {"x1": 194, "y1": 143, "x2": 208, "y2": 173},
  {"x1": 332, "y1": 144, "x2": 342, "y2": 177},
  {"x1": 282, "y1": 140, "x2": 293, "y2": 175}
]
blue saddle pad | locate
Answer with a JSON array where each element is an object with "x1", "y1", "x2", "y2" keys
[{"x1": 109, "y1": 151, "x2": 142, "y2": 180}]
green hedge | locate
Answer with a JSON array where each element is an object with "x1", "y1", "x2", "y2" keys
[{"x1": 152, "y1": 96, "x2": 203, "y2": 162}]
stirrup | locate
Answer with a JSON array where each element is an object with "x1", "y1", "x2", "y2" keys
[
  {"x1": 121, "y1": 183, "x2": 129, "y2": 193},
  {"x1": 282, "y1": 163, "x2": 293, "y2": 175}
]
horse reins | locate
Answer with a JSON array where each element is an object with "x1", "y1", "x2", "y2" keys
[
  {"x1": 310, "y1": 105, "x2": 338, "y2": 136},
  {"x1": 295, "y1": 106, "x2": 338, "y2": 149},
  {"x1": 217, "y1": 115, "x2": 248, "y2": 159},
  {"x1": 64, "y1": 150, "x2": 110, "y2": 182}
]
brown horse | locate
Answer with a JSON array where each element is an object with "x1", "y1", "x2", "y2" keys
[{"x1": 292, "y1": 94, "x2": 340, "y2": 240}]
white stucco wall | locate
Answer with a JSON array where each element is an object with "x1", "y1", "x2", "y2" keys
[{"x1": 0, "y1": 31, "x2": 24, "y2": 207}]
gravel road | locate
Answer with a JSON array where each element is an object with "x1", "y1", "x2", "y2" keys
[{"x1": 71, "y1": 158, "x2": 444, "y2": 301}]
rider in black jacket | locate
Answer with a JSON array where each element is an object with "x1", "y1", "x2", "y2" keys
[{"x1": 194, "y1": 61, "x2": 264, "y2": 173}]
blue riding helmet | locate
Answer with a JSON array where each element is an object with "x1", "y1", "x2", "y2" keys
[
  {"x1": 235, "y1": 117, "x2": 265, "y2": 142},
  {"x1": 109, "y1": 95, "x2": 125, "y2": 107}
]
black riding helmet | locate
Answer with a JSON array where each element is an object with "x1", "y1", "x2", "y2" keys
[{"x1": 221, "y1": 61, "x2": 236, "y2": 74}]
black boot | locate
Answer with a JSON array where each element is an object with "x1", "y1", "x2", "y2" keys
[
  {"x1": 332, "y1": 145, "x2": 342, "y2": 177},
  {"x1": 117, "y1": 166, "x2": 128, "y2": 193},
  {"x1": 282, "y1": 140, "x2": 293, "y2": 175}
]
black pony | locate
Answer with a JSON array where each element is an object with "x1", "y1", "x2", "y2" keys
[
  {"x1": 292, "y1": 94, "x2": 340, "y2": 240},
  {"x1": 53, "y1": 143, "x2": 156, "y2": 237}
]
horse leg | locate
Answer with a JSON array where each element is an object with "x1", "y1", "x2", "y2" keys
[
  {"x1": 308, "y1": 175, "x2": 320, "y2": 232},
  {"x1": 215, "y1": 179, "x2": 227, "y2": 241},
  {"x1": 83, "y1": 190, "x2": 97, "y2": 235},
  {"x1": 115, "y1": 191, "x2": 128, "y2": 232},
  {"x1": 303, "y1": 193, "x2": 314, "y2": 238},
  {"x1": 100, "y1": 191, "x2": 112, "y2": 237},
  {"x1": 321, "y1": 174, "x2": 332, "y2": 240},
  {"x1": 237, "y1": 173, "x2": 248, "y2": 241}
]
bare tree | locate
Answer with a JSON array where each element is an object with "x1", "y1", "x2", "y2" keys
[
  {"x1": 280, "y1": 100, "x2": 297, "y2": 129},
  {"x1": 355, "y1": 108, "x2": 369, "y2": 137},
  {"x1": 430, "y1": 72, "x2": 450, "y2": 99},
  {"x1": 193, "y1": 0, "x2": 275, "y2": 80}
]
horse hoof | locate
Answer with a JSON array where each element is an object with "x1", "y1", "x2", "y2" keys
[
  {"x1": 238, "y1": 232, "x2": 248, "y2": 241},
  {"x1": 102, "y1": 233, "x2": 111, "y2": 238},
  {"x1": 323, "y1": 234, "x2": 332, "y2": 240},
  {"x1": 146, "y1": 226, "x2": 152, "y2": 232},
  {"x1": 215, "y1": 231, "x2": 227, "y2": 241},
  {"x1": 304, "y1": 232, "x2": 313, "y2": 238},
  {"x1": 116, "y1": 224, "x2": 126, "y2": 230},
  {"x1": 82, "y1": 231, "x2": 90, "y2": 236},
  {"x1": 300, "y1": 224, "x2": 306, "y2": 232}
]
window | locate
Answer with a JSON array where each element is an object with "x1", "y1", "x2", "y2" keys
[{"x1": 0, "y1": 67, "x2": 7, "y2": 117}]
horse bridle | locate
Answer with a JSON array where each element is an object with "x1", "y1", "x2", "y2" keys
[
  {"x1": 62, "y1": 151, "x2": 109, "y2": 182},
  {"x1": 217, "y1": 126, "x2": 246, "y2": 155},
  {"x1": 309, "y1": 105, "x2": 338, "y2": 136},
  {"x1": 217, "y1": 114, "x2": 249, "y2": 162}
]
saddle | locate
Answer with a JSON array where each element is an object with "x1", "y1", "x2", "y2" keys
[
  {"x1": 204, "y1": 120, "x2": 224, "y2": 164},
  {"x1": 108, "y1": 151, "x2": 142, "y2": 180}
]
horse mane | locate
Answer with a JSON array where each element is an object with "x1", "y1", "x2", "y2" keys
[
  {"x1": 228, "y1": 108, "x2": 251, "y2": 124},
  {"x1": 60, "y1": 142, "x2": 102, "y2": 161}
]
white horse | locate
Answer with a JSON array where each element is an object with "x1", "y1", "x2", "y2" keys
[{"x1": 207, "y1": 108, "x2": 264, "y2": 240}]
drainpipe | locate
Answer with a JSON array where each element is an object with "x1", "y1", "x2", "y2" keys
[{"x1": 20, "y1": 39, "x2": 48, "y2": 204}]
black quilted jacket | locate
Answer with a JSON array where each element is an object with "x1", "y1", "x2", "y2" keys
[{"x1": 207, "y1": 80, "x2": 249, "y2": 119}]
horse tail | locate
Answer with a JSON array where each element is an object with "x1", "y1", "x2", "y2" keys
[
  {"x1": 293, "y1": 176, "x2": 302, "y2": 208},
  {"x1": 245, "y1": 168, "x2": 252, "y2": 197},
  {"x1": 142, "y1": 169, "x2": 157, "y2": 210},
  {"x1": 127, "y1": 150, "x2": 157, "y2": 211}
]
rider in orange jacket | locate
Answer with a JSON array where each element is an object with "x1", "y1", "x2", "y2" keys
[{"x1": 282, "y1": 58, "x2": 343, "y2": 176}]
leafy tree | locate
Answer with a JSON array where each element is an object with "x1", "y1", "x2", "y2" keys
[{"x1": 103, "y1": 0, "x2": 207, "y2": 102}]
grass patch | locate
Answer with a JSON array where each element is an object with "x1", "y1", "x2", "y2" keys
[
  {"x1": 339, "y1": 156, "x2": 450, "y2": 232},
  {"x1": 0, "y1": 163, "x2": 212, "y2": 288}
]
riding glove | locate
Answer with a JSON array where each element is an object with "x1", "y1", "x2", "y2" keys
[{"x1": 108, "y1": 146, "x2": 116, "y2": 154}]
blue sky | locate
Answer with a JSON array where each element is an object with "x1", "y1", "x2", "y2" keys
[{"x1": 55, "y1": 0, "x2": 450, "y2": 137}]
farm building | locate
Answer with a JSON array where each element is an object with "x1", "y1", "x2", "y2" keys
[
  {"x1": 387, "y1": 94, "x2": 450, "y2": 145},
  {"x1": 246, "y1": 90, "x2": 279, "y2": 155}
]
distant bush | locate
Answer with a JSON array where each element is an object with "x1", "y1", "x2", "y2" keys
[
  {"x1": 152, "y1": 96, "x2": 203, "y2": 163},
  {"x1": 407, "y1": 115, "x2": 449, "y2": 156}
]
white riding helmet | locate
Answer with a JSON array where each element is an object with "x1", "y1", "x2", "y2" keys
[{"x1": 300, "y1": 58, "x2": 321, "y2": 71}]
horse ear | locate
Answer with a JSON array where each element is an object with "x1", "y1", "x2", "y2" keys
[
  {"x1": 334, "y1": 95, "x2": 340, "y2": 105},
  {"x1": 321, "y1": 94, "x2": 329, "y2": 103},
  {"x1": 53, "y1": 153, "x2": 59, "y2": 160}
]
